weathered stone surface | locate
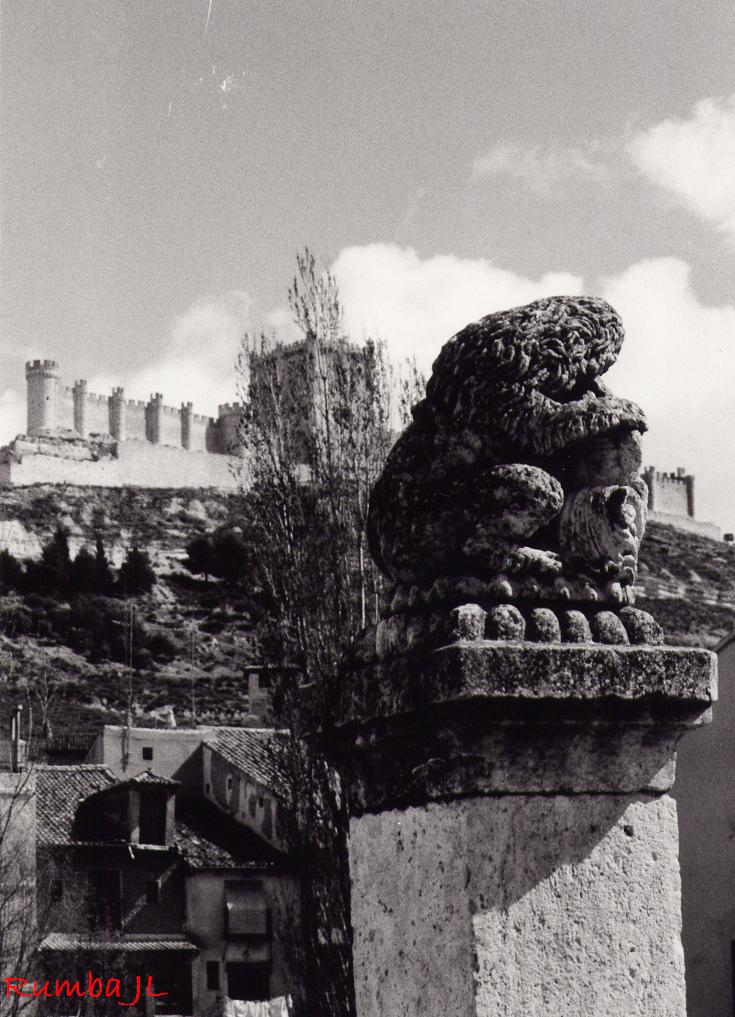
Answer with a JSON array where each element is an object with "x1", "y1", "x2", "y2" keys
[
  {"x1": 449, "y1": 603, "x2": 486, "y2": 642},
  {"x1": 620, "y1": 605, "x2": 664, "y2": 645},
  {"x1": 367, "y1": 296, "x2": 649, "y2": 614},
  {"x1": 335, "y1": 643, "x2": 716, "y2": 729},
  {"x1": 561, "y1": 608, "x2": 592, "y2": 642},
  {"x1": 350, "y1": 795, "x2": 687, "y2": 1017},
  {"x1": 527, "y1": 606, "x2": 561, "y2": 642},
  {"x1": 591, "y1": 610, "x2": 630, "y2": 645},
  {"x1": 312, "y1": 643, "x2": 717, "y2": 813},
  {"x1": 485, "y1": 603, "x2": 525, "y2": 640}
]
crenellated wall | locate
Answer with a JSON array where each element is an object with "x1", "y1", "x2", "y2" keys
[
  {"x1": 643, "y1": 466, "x2": 695, "y2": 518},
  {"x1": 22, "y1": 361, "x2": 239, "y2": 454},
  {"x1": 10, "y1": 360, "x2": 246, "y2": 488}
]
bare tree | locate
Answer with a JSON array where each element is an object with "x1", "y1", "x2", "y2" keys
[
  {"x1": 0, "y1": 766, "x2": 42, "y2": 1016},
  {"x1": 234, "y1": 249, "x2": 415, "y2": 1017}
]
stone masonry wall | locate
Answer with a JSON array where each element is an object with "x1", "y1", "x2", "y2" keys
[{"x1": 0, "y1": 440, "x2": 237, "y2": 489}]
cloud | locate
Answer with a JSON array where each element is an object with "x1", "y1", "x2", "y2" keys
[
  {"x1": 602, "y1": 258, "x2": 735, "y2": 527},
  {"x1": 90, "y1": 290, "x2": 252, "y2": 413},
  {"x1": 471, "y1": 141, "x2": 612, "y2": 193},
  {"x1": 0, "y1": 388, "x2": 26, "y2": 444},
  {"x1": 627, "y1": 95, "x2": 735, "y2": 243},
  {"x1": 333, "y1": 243, "x2": 583, "y2": 370},
  {"x1": 331, "y1": 244, "x2": 735, "y2": 530}
]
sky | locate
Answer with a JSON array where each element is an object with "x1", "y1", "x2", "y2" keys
[{"x1": 1, "y1": 0, "x2": 734, "y2": 528}]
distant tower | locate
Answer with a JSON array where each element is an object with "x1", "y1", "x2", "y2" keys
[
  {"x1": 216, "y1": 404, "x2": 243, "y2": 454},
  {"x1": 109, "y1": 387, "x2": 126, "y2": 441},
  {"x1": 181, "y1": 402, "x2": 193, "y2": 450},
  {"x1": 145, "y1": 393, "x2": 163, "y2": 444},
  {"x1": 73, "y1": 379, "x2": 88, "y2": 437},
  {"x1": 25, "y1": 360, "x2": 60, "y2": 435}
]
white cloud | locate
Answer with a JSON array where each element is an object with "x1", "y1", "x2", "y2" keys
[
  {"x1": 471, "y1": 141, "x2": 612, "y2": 193},
  {"x1": 627, "y1": 95, "x2": 735, "y2": 243},
  {"x1": 331, "y1": 244, "x2": 735, "y2": 530},
  {"x1": 0, "y1": 388, "x2": 26, "y2": 444},
  {"x1": 90, "y1": 290, "x2": 252, "y2": 414},
  {"x1": 602, "y1": 258, "x2": 735, "y2": 528},
  {"x1": 333, "y1": 243, "x2": 583, "y2": 370}
]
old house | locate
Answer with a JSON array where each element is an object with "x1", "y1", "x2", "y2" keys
[{"x1": 81, "y1": 725, "x2": 301, "y2": 1012}]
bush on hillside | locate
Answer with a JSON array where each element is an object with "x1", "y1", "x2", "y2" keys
[
  {"x1": 184, "y1": 525, "x2": 252, "y2": 587},
  {"x1": 117, "y1": 546, "x2": 156, "y2": 596}
]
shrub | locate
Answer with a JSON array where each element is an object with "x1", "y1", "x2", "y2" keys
[{"x1": 117, "y1": 547, "x2": 156, "y2": 596}]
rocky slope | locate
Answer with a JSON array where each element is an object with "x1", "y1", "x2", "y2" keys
[{"x1": 0, "y1": 485, "x2": 730, "y2": 751}]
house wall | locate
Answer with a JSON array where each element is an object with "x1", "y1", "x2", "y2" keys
[
  {"x1": 87, "y1": 726, "x2": 209, "y2": 795},
  {"x1": 44, "y1": 843, "x2": 186, "y2": 936},
  {"x1": 673, "y1": 636, "x2": 734, "y2": 1017},
  {"x1": 185, "y1": 871, "x2": 301, "y2": 1014},
  {"x1": 202, "y1": 746, "x2": 288, "y2": 853}
]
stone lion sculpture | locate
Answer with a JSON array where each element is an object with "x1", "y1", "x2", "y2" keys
[{"x1": 364, "y1": 295, "x2": 661, "y2": 652}]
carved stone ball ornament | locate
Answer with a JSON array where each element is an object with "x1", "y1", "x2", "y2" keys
[{"x1": 362, "y1": 295, "x2": 662, "y2": 659}]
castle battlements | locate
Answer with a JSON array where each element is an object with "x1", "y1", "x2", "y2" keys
[
  {"x1": 0, "y1": 360, "x2": 245, "y2": 490},
  {"x1": 22, "y1": 360, "x2": 240, "y2": 456},
  {"x1": 643, "y1": 465, "x2": 721, "y2": 540}
]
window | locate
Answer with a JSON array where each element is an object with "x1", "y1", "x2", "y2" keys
[
  {"x1": 142, "y1": 746, "x2": 153, "y2": 761},
  {"x1": 224, "y1": 881, "x2": 268, "y2": 938},
  {"x1": 226, "y1": 963, "x2": 270, "y2": 1002},
  {"x1": 146, "y1": 879, "x2": 161, "y2": 904},
  {"x1": 86, "y1": 869, "x2": 122, "y2": 929},
  {"x1": 139, "y1": 791, "x2": 167, "y2": 845},
  {"x1": 206, "y1": 961, "x2": 220, "y2": 991}
]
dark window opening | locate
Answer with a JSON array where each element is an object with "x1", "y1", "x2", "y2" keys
[
  {"x1": 206, "y1": 960, "x2": 220, "y2": 991},
  {"x1": 226, "y1": 963, "x2": 270, "y2": 1002},
  {"x1": 142, "y1": 746, "x2": 153, "y2": 761},
  {"x1": 143, "y1": 962, "x2": 192, "y2": 1016},
  {"x1": 51, "y1": 878, "x2": 63, "y2": 902},
  {"x1": 258, "y1": 672, "x2": 271, "y2": 689},
  {"x1": 146, "y1": 879, "x2": 161, "y2": 904},
  {"x1": 86, "y1": 869, "x2": 121, "y2": 930},
  {"x1": 139, "y1": 791, "x2": 167, "y2": 845}
]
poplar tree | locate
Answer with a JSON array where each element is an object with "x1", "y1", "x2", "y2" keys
[{"x1": 235, "y1": 248, "x2": 411, "y2": 1017}]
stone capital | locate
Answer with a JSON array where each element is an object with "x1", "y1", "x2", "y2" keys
[{"x1": 311, "y1": 641, "x2": 716, "y2": 814}]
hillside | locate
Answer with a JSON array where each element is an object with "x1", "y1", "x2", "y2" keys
[{"x1": 0, "y1": 485, "x2": 730, "y2": 751}]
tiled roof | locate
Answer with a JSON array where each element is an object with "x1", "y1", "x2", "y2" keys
[
  {"x1": 36, "y1": 764, "x2": 116, "y2": 845},
  {"x1": 124, "y1": 769, "x2": 180, "y2": 787},
  {"x1": 174, "y1": 800, "x2": 283, "y2": 870},
  {"x1": 82, "y1": 769, "x2": 179, "y2": 797},
  {"x1": 204, "y1": 728, "x2": 290, "y2": 797},
  {"x1": 40, "y1": 933, "x2": 197, "y2": 953}
]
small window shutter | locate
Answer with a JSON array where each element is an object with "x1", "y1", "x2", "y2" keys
[{"x1": 225, "y1": 881, "x2": 268, "y2": 937}]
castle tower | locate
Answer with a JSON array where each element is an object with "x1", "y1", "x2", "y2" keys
[
  {"x1": 72, "y1": 379, "x2": 88, "y2": 438},
  {"x1": 145, "y1": 393, "x2": 163, "y2": 444},
  {"x1": 216, "y1": 403, "x2": 243, "y2": 454},
  {"x1": 109, "y1": 387, "x2": 126, "y2": 441},
  {"x1": 181, "y1": 402, "x2": 193, "y2": 450},
  {"x1": 25, "y1": 360, "x2": 60, "y2": 435}
]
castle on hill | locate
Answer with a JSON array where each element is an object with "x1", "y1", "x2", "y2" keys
[
  {"x1": 643, "y1": 465, "x2": 722, "y2": 541},
  {"x1": 0, "y1": 360, "x2": 243, "y2": 489}
]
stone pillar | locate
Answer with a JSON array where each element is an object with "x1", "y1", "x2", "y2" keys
[
  {"x1": 146, "y1": 393, "x2": 163, "y2": 444},
  {"x1": 181, "y1": 401, "x2": 193, "y2": 450},
  {"x1": 72, "y1": 379, "x2": 88, "y2": 437},
  {"x1": 320, "y1": 637, "x2": 715, "y2": 1017},
  {"x1": 24, "y1": 359, "x2": 60, "y2": 435},
  {"x1": 109, "y1": 387, "x2": 126, "y2": 441}
]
